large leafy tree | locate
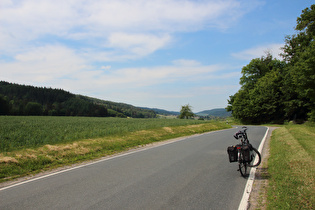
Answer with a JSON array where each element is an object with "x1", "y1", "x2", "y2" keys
[
  {"x1": 239, "y1": 53, "x2": 283, "y2": 89},
  {"x1": 227, "y1": 54, "x2": 285, "y2": 123},
  {"x1": 282, "y1": 4, "x2": 315, "y2": 120}
]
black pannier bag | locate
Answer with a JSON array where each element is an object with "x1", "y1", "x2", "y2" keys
[
  {"x1": 227, "y1": 146, "x2": 238, "y2": 162},
  {"x1": 242, "y1": 145, "x2": 251, "y2": 162}
]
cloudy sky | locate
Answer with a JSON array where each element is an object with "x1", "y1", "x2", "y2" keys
[{"x1": 1, "y1": 0, "x2": 313, "y2": 112}]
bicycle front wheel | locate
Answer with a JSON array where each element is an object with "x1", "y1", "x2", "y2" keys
[{"x1": 248, "y1": 147, "x2": 261, "y2": 167}]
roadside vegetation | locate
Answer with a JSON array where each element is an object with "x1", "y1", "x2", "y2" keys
[
  {"x1": 266, "y1": 123, "x2": 314, "y2": 209},
  {"x1": 0, "y1": 116, "x2": 231, "y2": 183}
]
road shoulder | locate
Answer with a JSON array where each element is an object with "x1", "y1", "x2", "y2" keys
[{"x1": 248, "y1": 126, "x2": 278, "y2": 210}]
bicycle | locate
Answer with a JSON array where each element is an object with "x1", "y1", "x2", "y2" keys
[{"x1": 227, "y1": 126, "x2": 261, "y2": 177}]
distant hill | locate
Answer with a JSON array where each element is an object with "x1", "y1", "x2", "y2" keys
[
  {"x1": 140, "y1": 107, "x2": 231, "y2": 118},
  {"x1": 0, "y1": 81, "x2": 156, "y2": 118},
  {"x1": 0, "y1": 81, "x2": 232, "y2": 119},
  {"x1": 196, "y1": 108, "x2": 231, "y2": 117},
  {"x1": 83, "y1": 96, "x2": 156, "y2": 118},
  {"x1": 140, "y1": 107, "x2": 180, "y2": 116}
]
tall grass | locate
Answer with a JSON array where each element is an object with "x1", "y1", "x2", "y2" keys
[{"x1": 267, "y1": 123, "x2": 314, "y2": 209}]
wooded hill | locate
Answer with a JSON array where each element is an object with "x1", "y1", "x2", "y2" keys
[
  {"x1": 196, "y1": 108, "x2": 231, "y2": 118},
  {"x1": 227, "y1": 5, "x2": 315, "y2": 124},
  {"x1": 0, "y1": 81, "x2": 156, "y2": 118},
  {"x1": 140, "y1": 107, "x2": 180, "y2": 116}
]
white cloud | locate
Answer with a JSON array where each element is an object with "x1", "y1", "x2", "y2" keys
[
  {"x1": 0, "y1": 0, "x2": 261, "y2": 60},
  {"x1": 172, "y1": 59, "x2": 201, "y2": 66},
  {"x1": 0, "y1": 44, "x2": 232, "y2": 91},
  {"x1": 101, "y1": 65, "x2": 111, "y2": 70},
  {"x1": 231, "y1": 43, "x2": 284, "y2": 60},
  {"x1": 107, "y1": 33, "x2": 172, "y2": 58},
  {"x1": 82, "y1": 0, "x2": 245, "y2": 32},
  {"x1": 78, "y1": 62, "x2": 222, "y2": 89},
  {"x1": 0, "y1": 45, "x2": 87, "y2": 85}
]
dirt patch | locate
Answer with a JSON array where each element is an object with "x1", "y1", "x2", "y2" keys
[{"x1": 248, "y1": 127, "x2": 278, "y2": 210}]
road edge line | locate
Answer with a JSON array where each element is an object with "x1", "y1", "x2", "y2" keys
[{"x1": 238, "y1": 126, "x2": 269, "y2": 210}]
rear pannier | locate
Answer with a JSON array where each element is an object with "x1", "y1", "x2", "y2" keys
[
  {"x1": 242, "y1": 145, "x2": 251, "y2": 162},
  {"x1": 227, "y1": 146, "x2": 238, "y2": 162}
]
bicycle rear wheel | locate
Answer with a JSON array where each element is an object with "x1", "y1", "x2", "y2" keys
[
  {"x1": 238, "y1": 153, "x2": 248, "y2": 177},
  {"x1": 248, "y1": 147, "x2": 261, "y2": 167}
]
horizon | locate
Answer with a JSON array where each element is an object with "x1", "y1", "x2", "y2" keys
[
  {"x1": 1, "y1": 0, "x2": 314, "y2": 112},
  {"x1": 1, "y1": 80, "x2": 228, "y2": 113}
]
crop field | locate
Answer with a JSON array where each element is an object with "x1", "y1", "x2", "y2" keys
[
  {"x1": 0, "y1": 116, "x2": 225, "y2": 152},
  {"x1": 0, "y1": 116, "x2": 231, "y2": 182}
]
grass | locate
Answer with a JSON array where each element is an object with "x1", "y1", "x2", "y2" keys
[
  {"x1": 0, "y1": 116, "x2": 231, "y2": 182},
  {"x1": 0, "y1": 116, "x2": 227, "y2": 152},
  {"x1": 266, "y1": 123, "x2": 314, "y2": 209}
]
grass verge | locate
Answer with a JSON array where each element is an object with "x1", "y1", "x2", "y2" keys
[
  {"x1": 0, "y1": 120, "x2": 230, "y2": 183},
  {"x1": 267, "y1": 123, "x2": 314, "y2": 209}
]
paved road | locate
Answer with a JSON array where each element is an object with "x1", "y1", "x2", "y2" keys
[{"x1": 0, "y1": 126, "x2": 268, "y2": 210}]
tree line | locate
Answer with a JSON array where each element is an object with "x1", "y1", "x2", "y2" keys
[
  {"x1": 0, "y1": 81, "x2": 156, "y2": 118},
  {"x1": 227, "y1": 5, "x2": 315, "y2": 124}
]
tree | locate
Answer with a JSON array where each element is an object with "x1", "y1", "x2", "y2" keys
[
  {"x1": 179, "y1": 104, "x2": 194, "y2": 119},
  {"x1": 282, "y1": 4, "x2": 315, "y2": 121},
  {"x1": 227, "y1": 54, "x2": 285, "y2": 124},
  {"x1": 0, "y1": 95, "x2": 10, "y2": 115},
  {"x1": 25, "y1": 102, "x2": 43, "y2": 115}
]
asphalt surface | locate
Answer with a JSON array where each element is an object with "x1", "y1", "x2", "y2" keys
[{"x1": 0, "y1": 126, "x2": 268, "y2": 210}]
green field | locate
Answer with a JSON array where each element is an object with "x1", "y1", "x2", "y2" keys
[
  {"x1": 0, "y1": 116, "x2": 231, "y2": 182},
  {"x1": 0, "y1": 116, "x2": 224, "y2": 152}
]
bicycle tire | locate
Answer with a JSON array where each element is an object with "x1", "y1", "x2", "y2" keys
[
  {"x1": 238, "y1": 153, "x2": 248, "y2": 177},
  {"x1": 248, "y1": 147, "x2": 261, "y2": 167}
]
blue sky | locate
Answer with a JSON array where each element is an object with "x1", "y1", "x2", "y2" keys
[{"x1": 0, "y1": 0, "x2": 314, "y2": 112}]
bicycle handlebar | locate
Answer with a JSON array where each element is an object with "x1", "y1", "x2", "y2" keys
[{"x1": 234, "y1": 127, "x2": 248, "y2": 140}]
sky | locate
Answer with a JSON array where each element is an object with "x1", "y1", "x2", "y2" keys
[{"x1": 1, "y1": 0, "x2": 314, "y2": 113}]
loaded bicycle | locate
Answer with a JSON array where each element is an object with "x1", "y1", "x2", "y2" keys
[{"x1": 227, "y1": 127, "x2": 261, "y2": 177}]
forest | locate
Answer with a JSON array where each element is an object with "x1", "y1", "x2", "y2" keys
[
  {"x1": 0, "y1": 81, "x2": 156, "y2": 118},
  {"x1": 227, "y1": 5, "x2": 315, "y2": 124}
]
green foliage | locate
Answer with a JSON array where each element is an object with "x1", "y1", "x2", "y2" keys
[
  {"x1": 282, "y1": 4, "x2": 315, "y2": 122},
  {"x1": 179, "y1": 104, "x2": 194, "y2": 119},
  {"x1": 227, "y1": 4, "x2": 315, "y2": 123},
  {"x1": 227, "y1": 54, "x2": 286, "y2": 124},
  {"x1": 84, "y1": 96, "x2": 156, "y2": 118},
  {"x1": 240, "y1": 53, "x2": 284, "y2": 89},
  {"x1": 0, "y1": 95, "x2": 10, "y2": 115},
  {"x1": 0, "y1": 81, "x2": 156, "y2": 118},
  {"x1": 25, "y1": 102, "x2": 43, "y2": 115}
]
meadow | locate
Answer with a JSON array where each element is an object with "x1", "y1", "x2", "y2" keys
[
  {"x1": 0, "y1": 116, "x2": 224, "y2": 152},
  {"x1": 0, "y1": 116, "x2": 231, "y2": 182},
  {"x1": 266, "y1": 123, "x2": 314, "y2": 209}
]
